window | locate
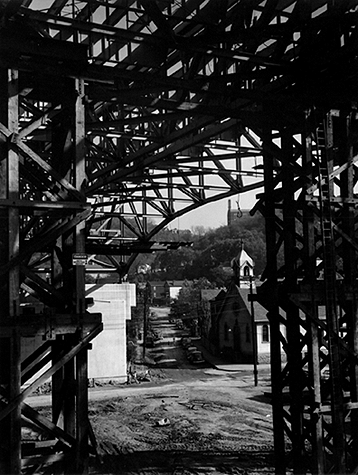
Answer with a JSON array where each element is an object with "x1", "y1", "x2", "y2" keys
[
  {"x1": 224, "y1": 322, "x2": 229, "y2": 341},
  {"x1": 262, "y1": 324, "x2": 269, "y2": 343},
  {"x1": 244, "y1": 265, "x2": 250, "y2": 276}
]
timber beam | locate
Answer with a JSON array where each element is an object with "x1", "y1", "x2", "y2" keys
[
  {"x1": 86, "y1": 240, "x2": 193, "y2": 256},
  {"x1": 0, "y1": 313, "x2": 102, "y2": 338},
  {"x1": 2, "y1": 1, "x2": 358, "y2": 474}
]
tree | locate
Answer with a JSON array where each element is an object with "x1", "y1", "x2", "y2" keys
[
  {"x1": 139, "y1": 212, "x2": 269, "y2": 285},
  {"x1": 150, "y1": 246, "x2": 196, "y2": 280},
  {"x1": 169, "y1": 278, "x2": 216, "y2": 323}
]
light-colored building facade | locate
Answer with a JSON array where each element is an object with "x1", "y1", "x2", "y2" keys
[
  {"x1": 85, "y1": 283, "x2": 136, "y2": 382},
  {"x1": 22, "y1": 283, "x2": 136, "y2": 386}
]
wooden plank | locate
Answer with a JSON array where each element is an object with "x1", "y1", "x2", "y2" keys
[
  {"x1": 0, "y1": 388, "x2": 78, "y2": 450},
  {"x1": 302, "y1": 116, "x2": 325, "y2": 474},
  {"x1": 8, "y1": 69, "x2": 19, "y2": 316},
  {"x1": 0, "y1": 313, "x2": 102, "y2": 337},
  {"x1": 0, "y1": 66, "x2": 10, "y2": 474},
  {"x1": 324, "y1": 111, "x2": 346, "y2": 474},
  {"x1": 76, "y1": 348, "x2": 88, "y2": 472},
  {"x1": 16, "y1": 106, "x2": 61, "y2": 140},
  {"x1": 0, "y1": 323, "x2": 103, "y2": 423},
  {"x1": 8, "y1": 68, "x2": 21, "y2": 475},
  {"x1": 282, "y1": 128, "x2": 305, "y2": 473},
  {"x1": 63, "y1": 336, "x2": 76, "y2": 445},
  {"x1": 21, "y1": 350, "x2": 52, "y2": 386},
  {"x1": 0, "y1": 199, "x2": 89, "y2": 210},
  {"x1": 10, "y1": 331, "x2": 21, "y2": 475},
  {"x1": 306, "y1": 153, "x2": 358, "y2": 195},
  {"x1": 21, "y1": 403, "x2": 75, "y2": 448},
  {"x1": 21, "y1": 452, "x2": 70, "y2": 469},
  {"x1": 319, "y1": 402, "x2": 358, "y2": 414},
  {"x1": 15, "y1": 141, "x2": 83, "y2": 201},
  {"x1": 289, "y1": 295, "x2": 358, "y2": 363},
  {"x1": 74, "y1": 78, "x2": 89, "y2": 472},
  {"x1": 52, "y1": 336, "x2": 65, "y2": 429},
  {"x1": 262, "y1": 125, "x2": 286, "y2": 475},
  {"x1": 340, "y1": 110, "x2": 358, "y2": 466},
  {"x1": 0, "y1": 207, "x2": 91, "y2": 277},
  {"x1": 0, "y1": 122, "x2": 82, "y2": 201},
  {"x1": 21, "y1": 341, "x2": 52, "y2": 375},
  {"x1": 20, "y1": 265, "x2": 65, "y2": 307},
  {"x1": 74, "y1": 78, "x2": 86, "y2": 323}
]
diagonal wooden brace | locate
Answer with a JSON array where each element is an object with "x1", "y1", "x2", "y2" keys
[
  {"x1": 0, "y1": 322, "x2": 103, "y2": 423},
  {"x1": 0, "y1": 121, "x2": 84, "y2": 201}
]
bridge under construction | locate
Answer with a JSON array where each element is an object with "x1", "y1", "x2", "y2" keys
[{"x1": 1, "y1": 1, "x2": 358, "y2": 473}]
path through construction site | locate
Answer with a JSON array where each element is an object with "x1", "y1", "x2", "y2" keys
[{"x1": 86, "y1": 308, "x2": 274, "y2": 474}]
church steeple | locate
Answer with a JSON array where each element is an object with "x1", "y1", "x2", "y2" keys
[{"x1": 231, "y1": 244, "x2": 255, "y2": 288}]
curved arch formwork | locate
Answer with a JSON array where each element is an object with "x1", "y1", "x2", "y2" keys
[{"x1": 1, "y1": 0, "x2": 358, "y2": 473}]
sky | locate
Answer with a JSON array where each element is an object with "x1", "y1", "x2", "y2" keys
[{"x1": 172, "y1": 187, "x2": 263, "y2": 231}]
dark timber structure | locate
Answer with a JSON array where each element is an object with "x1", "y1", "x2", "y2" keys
[{"x1": 1, "y1": 0, "x2": 358, "y2": 473}]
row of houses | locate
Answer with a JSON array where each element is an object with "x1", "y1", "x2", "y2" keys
[
  {"x1": 146, "y1": 247, "x2": 280, "y2": 365},
  {"x1": 146, "y1": 280, "x2": 186, "y2": 305},
  {"x1": 21, "y1": 248, "x2": 275, "y2": 387}
]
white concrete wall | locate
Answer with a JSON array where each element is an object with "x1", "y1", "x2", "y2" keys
[
  {"x1": 21, "y1": 283, "x2": 136, "y2": 387},
  {"x1": 86, "y1": 283, "x2": 136, "y2": 382}
]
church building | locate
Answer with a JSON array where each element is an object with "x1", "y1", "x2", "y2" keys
[{"x1": 202, "y1": 246, "x2": 275, "y2": 364}]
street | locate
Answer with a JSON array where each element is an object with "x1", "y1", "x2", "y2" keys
[
  {"x1": 29, "y1": 307, "x2": 275, "y2": 474},
  {"x1": 88, "y1": 307, "x2": 275, "y2": 474}
]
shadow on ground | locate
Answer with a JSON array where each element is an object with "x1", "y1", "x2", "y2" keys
[{"x1": 91, "y1": 449, "x2": 275, "y2": 474}]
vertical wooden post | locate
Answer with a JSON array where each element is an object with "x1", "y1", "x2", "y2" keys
[
  {"x1": 262, "y1": 126, "x2": 286, "y2": 474},
  {"x1": 8, "y1": 68, "x2": 21, "y2": 475},
  {"x1": 52, "y1": 243, "x2": 65, "y2": 433},
  {"x1": 249, "y1": 276, "x2": 258, "y2": 386},
  {"x1": 52, "y1": 336, "x2": 65, "y2": 429},
  {"x1": 0, "y1": 68, "x2": 21, "y2": 473},
  {"x1": 341, "y1": 109, "x2": 358, "y2": 466},
  {"x1": 74, "y1": 78, "x2": 86, "y2": 318},
  {"x1": 282, "y1": 128, "x2": 304, "y2": 473},
  {"x1": 0, "y1": 66, "x2": 10, "y2": 475},
  {"x1": 0, "y1": 68, "x2": 21, "y2": 474},
  {"x1": 323, "y1": 112, "x2": 346, "y2": 473},
  {"x1": 74, "y1": 78, "x2": 89, "y2": 474},
  {"x1": 303, "y1": 112, "x2": 324, "y2": 474}
]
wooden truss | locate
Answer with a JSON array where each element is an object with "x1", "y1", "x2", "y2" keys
[
  {"x1": 1, "y1": 0, "x2": 358, "y2": 473},
  {"x1": 254, "y1": 107, "x2": 358, "y2": 474},
  {"x1": 0, "y1": 67, "x2": 103, "y2": 473}
]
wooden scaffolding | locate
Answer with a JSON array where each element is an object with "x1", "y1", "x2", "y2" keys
[
  {"x1": 1, "y1": 1, "x2": 358, "y2": 473},
  {"x1": 0, "y1": 63, "x2": 103, "y2": 474},
  {"x1": 254, "y1": 107, "x2": 358, "y2": 473}
]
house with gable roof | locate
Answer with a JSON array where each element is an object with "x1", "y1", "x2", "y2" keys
[{"x1": 202, "y1": 246, "x2": 284, "y2": 364}]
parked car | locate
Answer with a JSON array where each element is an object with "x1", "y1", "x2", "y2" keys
[
  {"x1": 153, "y1": 353, "x2": 166, "y2": 362},
  {"x1": 181, "y1": 337, "x2": 192, "y2": 348},
  {"x1": 154, "y1": 357, "x2": 177, "y2": 368},
  {"x1": 185, "y1": 346, "x2": 197, "y2": 356},
  {"x1": 188, "y1": 351, "x2": 205, "y2": 364}
]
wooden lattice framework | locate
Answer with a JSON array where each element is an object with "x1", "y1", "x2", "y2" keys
[
  {"x1": 255, "y1": 107, "x2": 358, "y2": 474},
  {"x1": 1, "y1": 0, "x2": 358, "y2": 473}
]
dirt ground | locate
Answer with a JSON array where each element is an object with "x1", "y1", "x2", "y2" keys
[{"x1": 87, "y1": 307, "x2": 276, "y2": 475}]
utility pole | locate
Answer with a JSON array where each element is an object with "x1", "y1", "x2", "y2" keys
[
  {"x1": 249, "y1": 275, "x2": 258, "y2": 386},
  {"x1": 142, "y1": 284, "x2": 148, "y2": 359}
]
